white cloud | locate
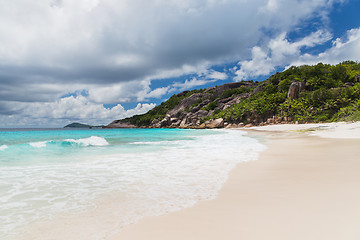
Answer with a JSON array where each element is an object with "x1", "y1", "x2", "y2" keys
[
  {"x1": 171, "y1": 77, "x2": 215, "y2": 92},
  {"x1": 259, "y1": 0, "x2": 279, "y2": 13},
  {"x1": 206, "y1": 70, "x2": 228, "y2": 80},
  {"x1": 166, "y1": 69, "x2": 228, "y2": 93},
  {"x1": 234, "y1": 27, "x2": 360, "y2": 81},
  {"x1": 136, "y1": 86, "x2": 170, "y2": 102},
  {"x1": 87, "y1": 81, "x2": 148, "y2": 104},
  {"x1": 0, "y1": 96, "x2": 155, "y2": 127},
  {"x1": 234, "y1": 30, "x2": 333, "y2": 80},
  {"x1": 87, "y1": 80, "x2": 171, "y2": 104},
  {"x1": 291, "y1": 27, "x2": 360, "y2": 66}
]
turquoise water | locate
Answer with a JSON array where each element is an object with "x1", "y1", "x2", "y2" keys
[
  {"x1": 0, "y1": 128, "x2": 266, "y2": 240},
  {"x1": 0, "y1": 128, "x2": 203, "y2": 165}
]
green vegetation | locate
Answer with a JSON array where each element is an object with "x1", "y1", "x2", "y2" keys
[
  {"x1": 203, "y1": 101, "x2": 218, "y2": 111},
  {"x1": 211, "y1": 91, "x2": 287, "y2": 123},
  {"x1": 212, "y1": 61, "x2": 360, "y2": 123},
  {"x1": 121, "y1": 61, "x2": 360, "y2": 127},
  {"x1": 220, "y1": 86, "x2": 251, "y2": 98}
]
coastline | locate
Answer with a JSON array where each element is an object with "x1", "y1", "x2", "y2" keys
[
  {"x1": 108, "y1": 125, "x2": 360, "y2": 240},
  {"x1": 7, "y1": 128, "x2": 264, "y2": 240}
]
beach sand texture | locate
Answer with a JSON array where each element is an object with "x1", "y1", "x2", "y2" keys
[{"x1": 110, "y1": 126, "x2": 360, "y2": 240}]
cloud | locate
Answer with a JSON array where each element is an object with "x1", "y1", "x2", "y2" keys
[
  {"x1": 234, "y1": 30, "x2": 333, "y2": 80},
  {"x1": 234, "y1": 27, "x2": 360, "y2": 81},
  {"x1": 171, "y1": 77, "x2": 214, "y2": 92},
  {"x1": 0, "y1": 0, "x2": 347, "y2": 126},
  {"x1": 206, "y1": 70, "x2": 228, "y2": 80},
  {"x1": 0, "y1": 95, "x2": 155, "y2": 127},
  {"x1": 87, "y1": 80, "x2": 171, "y2": 104},
  {"x1": 0, "y1": 0, "x2": 341, "y2": 100},
  {"x1": 291, "y1": 27, "x2": 360, "y2": 66},
  {"x1": 136, "y1": 85, "x2": 171, "y2": 102}
]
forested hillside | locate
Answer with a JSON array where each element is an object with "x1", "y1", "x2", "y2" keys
[{"x1": 108, "y1": 61, "x2": 360, "y2": 128}]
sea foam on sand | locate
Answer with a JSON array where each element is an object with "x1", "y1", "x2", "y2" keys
[{"x1": 249, "y1": 122, "x2": 360, "y2": 139}]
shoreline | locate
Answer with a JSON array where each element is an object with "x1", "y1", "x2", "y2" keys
[
  {"x1": 8, "y1": 128, "x2": 264, "y2": 240},
  {"x1": 108, "y1": 127, "x2": 360, "y2": 240}
]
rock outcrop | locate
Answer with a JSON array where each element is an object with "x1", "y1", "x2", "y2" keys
[
  {"x1": 204, "y1": 118, "x2": 224, "y2": 128},
  {"x1": 142, "y1": 82, "x2": 257, "y2": 129},
  {"x1": 287, "y1": 81, "x2": 306, "y2": 100},
  {"x1": 107, "y1": 80, "x2": 297, "y2": 129}
]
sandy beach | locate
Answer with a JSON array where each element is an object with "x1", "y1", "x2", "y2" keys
[{"x1": 109, "y1": 123, "x2": 360, "y2": 240}]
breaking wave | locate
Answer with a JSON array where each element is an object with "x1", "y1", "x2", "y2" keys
[
  {"x1": 64, "y1": 136, "x2": 109, "y2": 146},
  {"x1": 27, "y1": 136, "x2": 109, "y2": 148},
  {"x1": 29, "y1": 141, "x2": 48, "y2": 148},
  {"x1": 0, "y1": 145, "x2": 8, "y2": 151}
]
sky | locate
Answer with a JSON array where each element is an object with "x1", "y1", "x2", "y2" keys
[{"x1": 0, "y1": 0, "x2": 359, "y2": 127}]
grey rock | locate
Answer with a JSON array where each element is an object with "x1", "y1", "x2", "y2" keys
[
  {"x1": 288, "y1": 81, "x2": 306, "y2": 100},
  {"x1": 159, "y1": 118, "x2": 170, "y2": 127},
  {"x1": 179, "y1": 118, "x2": 187, "y2": 128},
  {"x1": 167, "y1": 93, "x2": 211, "y2": 118},
  {"x1": 170, "y1": 118, "x2": 178, "y2": 123},
  {"x1": 288, "y1": 81, "x2": 301, "y2": 100},
  {"x1": 205, "y1": 118, "x2": 224, "y2": 128},
  {"x1": 195, "y1": 110, "x2": 209, "y2": 118}
]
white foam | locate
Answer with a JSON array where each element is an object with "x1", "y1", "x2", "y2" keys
[
  {"x1": 29, "y1": 141, "x2": 48, "y2": 148},
  {"x1": 1, "y1": 130, "x2": 266, "y2": 240},
  {"x1": 250, "y1": 122, "x2": 360, "y2": 139},
  {"x1": 65, "y1": 136, "x2": 109, "y2": 146},
  {"x1": 0, "y1": 145, "x2": 8, "y2": 151}
]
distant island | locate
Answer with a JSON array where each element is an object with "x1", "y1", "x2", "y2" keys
[
  {"x1": 106, "y1": 61, "x2": 360, "y2": 129},
  {"x1": 64, "y1": 122, "x2": 104, "y2": 129}
]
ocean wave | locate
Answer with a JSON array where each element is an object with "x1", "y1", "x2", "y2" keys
[
  {"x1": 29, "y1": 141, "x2": 48, "y2": 148},
  {"x1": 27, "y1": 136, "x2": 109, "y2": 148},
  {"x1": 64, "y1": 136, "x2": 109, "y2": 146},
  {"x1": 0, "y1": 145, "x2": 8, "y2": 151}
]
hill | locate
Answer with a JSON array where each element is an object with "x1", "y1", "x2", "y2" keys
[
  {"x1": 107, "y1": 61, "x2": 360, "y2": 129},
  {"x1": 64, "y1": 122, "x2": 103, "y2": 128}
]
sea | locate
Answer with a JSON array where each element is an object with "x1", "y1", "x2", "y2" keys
[{"x1": 0, "y1": 128, "x2": 266, "y2": 239}]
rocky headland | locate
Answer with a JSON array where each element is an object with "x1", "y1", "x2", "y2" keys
[{"x1": 106, "y1": 61, "x2": 360, "y2": 129}]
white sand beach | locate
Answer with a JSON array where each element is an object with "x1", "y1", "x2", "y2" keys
[{"x1": 109, "y1": 122, "x2": 360, "y2": 240}]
